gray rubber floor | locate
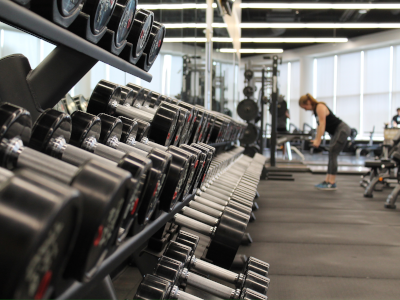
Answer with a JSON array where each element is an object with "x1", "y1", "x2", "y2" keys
[{"x1": 242, "y1": 173, "x2": 400, "y2": 300}]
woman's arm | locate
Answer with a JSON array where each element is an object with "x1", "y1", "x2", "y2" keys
[{"x1": 313, "y1": 104, "x2": 328, "y2": 147}]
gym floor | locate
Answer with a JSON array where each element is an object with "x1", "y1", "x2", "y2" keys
[{"x1": 244, "y1": 173, "x2": 400, "y2": 299}]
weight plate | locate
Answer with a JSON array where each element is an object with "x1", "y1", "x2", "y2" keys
[
  {"x1": 244, "y1": 69, "x2": 254, "y2": 80},
  {"x1": 237, "y1": 99, "x2": 259, "y2": 121},
  {"x1": 240, "y1": 123, "x2": 258, "y2": 145},
  {"x1": 243, "y1": 86, "x2": 254, "y2": 97}
]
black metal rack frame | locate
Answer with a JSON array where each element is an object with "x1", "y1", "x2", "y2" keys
[{"x1": 0, "y1": 0, "x2": 152, "y2": 120}]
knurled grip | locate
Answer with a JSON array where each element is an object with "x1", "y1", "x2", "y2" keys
[
  {"x1": 188, "y1": 201, "x2": 223, "y2": 218},
  {"x1": 174, "y1": 214, "x2": 215, "y2": 236},
  {"x1": 181, "y1": 207, "x2": 219, "y2": 226},
  {"x1": 194, "y1": 196, "x2": 227, "y2": 210},
  {"x1": 190, "y1": 257, "x2": 239, "y2": 284},
  {"x1": 183, "y1": 269, "x2": 237, "y2": 299}
]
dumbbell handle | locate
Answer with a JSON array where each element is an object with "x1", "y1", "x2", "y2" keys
[
  {"x1": 115, "y1": 103, "x2": 154, "y2": 123},
  {"x1": 174, "y1": 214, "x2": 216, "y2": 236},
  {"x1": 188, "y1": 200, "x2": 223, "y2": 218},
  {"x1": 169, "y1": 285, "x2": 203, "y2": 300},
  {"x1": 181, "y1": 207, "x2": 219, "y2": 226},
  {"x1": 181, "y1": 268, "x2": 240, "y2": 299},
  {"x1": 189, "y1": 256, "x2": 242, "y2": 285}
]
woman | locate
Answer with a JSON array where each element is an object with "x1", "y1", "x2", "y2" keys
[{"x1": 299, "y1": 94, "x2": 351, "y2": 190}]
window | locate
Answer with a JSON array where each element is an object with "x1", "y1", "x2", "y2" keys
[
  {"x1": 336, "y1": 51, "x2": 362, "y2": 133},
  {"x1": 363, "y1": 47, "x2": 391, "y2": 136},
  {"x1": 289, "y1": 61, "x2": 300, "y2": 129},
  {"x1": 315, "y1": 56, "x2": 334, "y2": 110}
]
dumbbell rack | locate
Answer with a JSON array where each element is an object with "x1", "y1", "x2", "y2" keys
[
  {"x1": 57, "y1": 192, "x2": 196, "y2": 299},
  {"x1": 0, "y1": 0, "x2": 151, "y2": 121}
]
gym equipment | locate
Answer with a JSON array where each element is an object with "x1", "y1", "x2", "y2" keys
[
  {"x1": 237, "y1": 99, "x2": 259, "y2": 121},
  {"x1": 153, "y1": 256, "x2": 268, "y2": 299},
  {"x1": 61, "y1": 93, "x2": 78, "y2": 114},
  {"x1": 173, "y1": 204, "x2": 248, "y2": 269},
  {"x1": 240, "y1": 123, "x2": 259, "y2": 145},
  {"x1": 0, "y1": 103, "x2": 132, "y2": 282},
  {"x1": 29, "y1": 109, "x2": 152, "y2": 243},
  {"x1": 243, "y1": 86, "x2": 254, "y2": 98},
  {"x1": 73, "y1": 94, "x2": 88, "y2": 111},
  {"x1": 135, "y1": 274, "x2": 203, "y2": 300},
  {"x1": 244, "y1": 69, "x2": 254, "y2": 80},
  {"x1": 98, "y1": 0, "x2": 137, "y2": 54},
  {"x1": 167, "y1": 233, "x2": 270, "y2": 291},
  {"x1": 384, "y1": 149, "x2": 400, "y2": 209},
  {"x1": 87, "y1": 80, "x2": 178, "y2": 146},
  {"x1": 29, "y1": 0, "x2": 83, "y2": 28},
  {"x1": 120, "y1": 9, "x2": 154, "y2": 64},
  {"x1": 68, "y1": 110, "x2": 171, "y2": 225},
  {"x1": 0, "y1": 168, "x2": 82, "y2": 299},
  {"x1": 136, "y1": 21, "x2": 166, "y2": 72},
  {"x1": 81, "y1": 0, "x2": 117, "y2": 36}
]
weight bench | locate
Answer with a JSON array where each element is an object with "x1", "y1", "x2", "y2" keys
[
  {"x1": 363, "y1": 160, "x2": 397, "y2": 198},
  {"x1": 276, "y1": 133, "x2": 310, "y2": 161}
]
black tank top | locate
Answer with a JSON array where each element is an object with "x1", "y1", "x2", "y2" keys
[{"x1": 313, "y1": 103, "x2": 342, "y2": 135}]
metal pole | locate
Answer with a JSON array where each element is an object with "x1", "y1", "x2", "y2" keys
[
  {"x1": 270, "y1": 56, "x2": 278, "y2": 167},
  {"x1": 204, "y1": 0, "x2": 213, "y2": 110},
  {"x1": 260, "y1": 68, "x2": 265, "y2": 154}
]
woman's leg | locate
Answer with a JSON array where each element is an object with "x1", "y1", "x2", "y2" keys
[{"x1": 327, "y1": 123, "x2": 351, "y2": 183}]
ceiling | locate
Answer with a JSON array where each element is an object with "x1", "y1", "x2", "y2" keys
[{"x1": 140, "y1": 0, "x2": 400, "y2": 56}]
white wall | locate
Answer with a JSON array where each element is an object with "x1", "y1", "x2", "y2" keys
[{"x1": 241, "y1": 29, "x2": 400, "y2": 138}]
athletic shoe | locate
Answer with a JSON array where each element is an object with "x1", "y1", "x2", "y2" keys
[{"x1": 314, "y1": 182, "x2": 337, "y2": 190}]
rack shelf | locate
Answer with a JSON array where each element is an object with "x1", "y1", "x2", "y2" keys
[
  {"x1": 0, "y1": 0, "x2": 152, "y2": 82},
  {"x1": 57, "y1": 192, "x2": 195, "y2": 300}
]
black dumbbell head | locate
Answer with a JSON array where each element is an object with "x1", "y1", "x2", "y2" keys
[
  {"x1": 119, "y1": 116, "x2": 138, "y2": 143},
  {"x1": 97, "y1": 113, "x2": 123, "y2": 143},
  {"x1": 245, "y1": 257, "x2": 269, "y2": 277},
  {"x1": 135, "y1": 274, "x2": 171, "y2": 300},
  {"x1": 127, "y1": 9, "x2": 154, "y2": 58},
  {"x1": 86, "y1": 80, "x2": 122, "y2": 116},
  {"x1": 175, "y1": 231, "x2": 200, "y2": 254},
  {"x1": 163, "y1": 241, "x2": 192, "y2": 265},
  {"x1": 242, "y1": 271, "x2": 270, "y2": 296},
  {"x1": 29, "y1": 109, "x2": 71, "y2": 155},
  {"x1": 0, "y1": 169, "x2": 82, "y2": 299},
  {"x1": 154, "y1": 256, "x2": 184, "y2": 284},
  {"x1": 69, "y1": 111, "x2": 101, "y2": 147},
  {"x1": 0, "y1": 103, "x2": 31, "y2": 145}
]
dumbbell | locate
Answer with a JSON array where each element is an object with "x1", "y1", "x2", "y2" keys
[
  {"x1": 96, "y1": 113, "x2": 197, "y2": 207},
  {"x1": 119, "y1": 83, "x2": 192, "y2": 146},
  {"x1": 29, "y1": 109, "x2": 153, "y2": 243},
  {"x1": 68, "y1": 110, "x2": 171, "y2": 225},
  {"x1": 172, "y1": 206, "x2": 248, "y2": 269},
  {"x1": 164, "y1": 237, "x2": 269, "y2": 294},
  {"x1": 120, "y1": 9, "x2": 154, "y2": 64},
  {"x1": 135, "y1": 274, "x2": 204, "y2": 300},
  {"x1": 136, "y1": 21, "x2": 166, "y2": 72},
  {"x1": 0, "y1": 168, "x2": 82, "y2": 299},
  {"x1": 176, "y1": 231, "x2": 269, "y2": 277},
  {"x1": 153, "y1": 256, "x2": 267, "y2": 299},
  {"x1": 87, "y1": 81, "x2": 178, "y2": 146},
  {"x1": 0, "y1": 103, "x2": 132, "y2": 281},
  {"x1": 102, "y1": 80, "x2": 190, "y2": 146},
  {"x1": 97, "y1": 0, "x2": 137, "y2": 55}
]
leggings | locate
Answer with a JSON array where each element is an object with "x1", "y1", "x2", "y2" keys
[{"x1": 328, "y1": 122, "x2": 351, "y2": 175}]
